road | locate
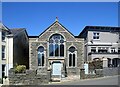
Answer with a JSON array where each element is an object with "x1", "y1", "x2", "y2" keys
[{"x1": 49, "y1": 75, "x2": 120, "y2": 85}]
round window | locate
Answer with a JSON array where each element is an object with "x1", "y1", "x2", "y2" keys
[{"x1": 69, "y1": 46, "x2": 75, "y2": 53}]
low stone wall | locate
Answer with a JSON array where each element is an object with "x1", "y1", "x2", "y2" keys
[
  {"x1": 80, "y1": 67, "x2": 120, "y2": 79},
  {"x1": 9, "y1": 69, "x2": 51, "y2": 85},
  {"x1": 95, "y1": 67, "x2": 120, "y2": 77},
  {"x1": 85, "y1": 74, "x2": 103, "y2": 79},
  {"x1": 103, "y1": 67, "x2": 120, "y2": 76},
  {"x1": 80, "y1": 69, "x2": 103, "y2": 79}
]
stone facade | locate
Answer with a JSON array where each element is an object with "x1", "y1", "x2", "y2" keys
[{"x1": 29, "y1": 20, "x2": 84, "y2": 79}]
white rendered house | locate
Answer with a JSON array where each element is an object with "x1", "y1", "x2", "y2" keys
[{"x1": 0, "y1": 22, "x2": 29, "y2": 79}]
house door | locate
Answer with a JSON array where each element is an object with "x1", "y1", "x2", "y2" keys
[{"x1": 52, "y1": 62, "x2": 62, "y2": 75}]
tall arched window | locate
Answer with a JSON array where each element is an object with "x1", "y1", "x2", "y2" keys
[
  {"x1": 49, "y1": 34, "x2": 64, "y2": 57},
  {"x1": 69, "y1": 46, "x2": 76, "y2": 67},
  {"x1": 38, "y1": 46, "x2": 44, "y2": 66}
]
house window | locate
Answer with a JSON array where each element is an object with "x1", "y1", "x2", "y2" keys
[
  {"x1": 98, "y1": 47, "x2": 108, "y2": 53},
  {"x1": 2, "y1": 31, "x2": 6, "y2": 41},
  {"x1": 93, "y1": 32, "x2": 99, "y2": 39},
  {"x1": 119, "y1": 33, "x2": 120, "y2": 40},
  {"x1": 2, "y1": 46, "x2": 5, "y2": 59},
  {"x1": 38, "y1": 46, "x2": 44, "y2": 66},
  {"x1": 2, "y1": 65, "x2": 6, "y2": 78},
  {"x1": 91, "y1": 47, "x2": 96, "y2": 53},
  {"x1": 111, "y1": 47, "x2": 116, "y2": 53},
  {"x1": 118, "y1": 48, "x2": 120, "y2": 53},
  {"x1": 69, "y1": 46, "x2": 76, "y2": 67},
  {"x1": 49, "y1": 34, "x2": 64, "y2": 57}
]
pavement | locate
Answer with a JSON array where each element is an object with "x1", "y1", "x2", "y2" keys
[
  {"x1": 0, "y1": 84, "x2": 3, "y2": 87},
  {"x1": 48, "y1": 75, "x2": 120, "y2": 85}
]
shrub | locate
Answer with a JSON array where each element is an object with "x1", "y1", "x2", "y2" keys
[
  {"x1": 15, "y1": 65, "x2": 26, "y2": 73},
  {"x1": 89, "y1": 59, "x2": 103, "y2": 70}
]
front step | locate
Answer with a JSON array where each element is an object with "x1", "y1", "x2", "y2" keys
[
  {"x1": 51, "y1": 79, "x2": 60, "y2": 82},
  {"x1": 51, "y1": 75, "x2": 61, "y2": 82}
]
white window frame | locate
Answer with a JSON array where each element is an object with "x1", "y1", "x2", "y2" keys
[
  {"x1": 2, "y1": 45, "x2": 5, "y2": 60},
  {"x1": 2, "y1": 31, "x2": 6, "y2": 42},
  {"x1": 118, "y1": 47, "x2": 120, "y2": 53},
  {"x1": 93, "y1": 32, "x2": 100, "y2": 40},
  {"x1": 91, "y1": 47, "x2": 96, "y2": 53},
  {"x1": 49, "y1": 34, "x2": 65, "y2": 57},
  {"x1": 37, "y1": 46, "x2": 45, "y2": 67},
  {"x1": 68, "y1": 47, "x2": 77, "y2": 67},
  {"x1": 111, "y1": 47, "x2": 116, "y2": 53}
]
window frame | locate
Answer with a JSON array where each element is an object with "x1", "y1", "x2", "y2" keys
[
  {"x1": 118, "y1": 47, "x2": 120, "y2": 53},
  {"x1": 98, "y1": 47, "x2": 108, "y2": 53},
  {"x1": 93, "y1": 32, "x2": 100, "y2": 40},
  {"x1": 111, "y1": 47, "x2": 116, "y2": 53},
  {"x1": 2, "y1": 45, "x2": 5, "y2": 60},
  {"x1": 91, "y1": 47, "x2": 96, "y2": 53},
  {"x1": 38, "y1": 46, "x2": 45, "y2": 66},
  {"x1": 68, "y1": 46, "x2": 77, "y2": 67},
  {"x1": 2, "y1": 31, "x2": 6, "y2": 42},
  {"x1": 49, "y1": 34, "x2": 65, "y2": 57}
]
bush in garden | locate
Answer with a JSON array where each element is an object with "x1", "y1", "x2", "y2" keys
[
  {"x1": 15, "y1": 65, "x2": 26, "y2": 73},
  {"x1": 89, "y1": 59, "x2": 103, "y2": 70}
]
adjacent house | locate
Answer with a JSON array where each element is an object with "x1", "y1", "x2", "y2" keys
[
  {"x1": 0, "y1": 22, "x2": 29, "y2": 79},
  {"x1": 79, "y1": 26, "x2": 120, "y2": 68},
  {"x1": 29, "y1": 19, "x2": 84, "y2": 79}
]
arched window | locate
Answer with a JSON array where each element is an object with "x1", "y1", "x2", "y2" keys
[
  {"x1": 69, "y1": 46, "x2": 76, "y2": 67},
  {"x1": 38, "y1": 46, "x2": 44, "y2": 66},
  {"x1": 49, "y1": 34, "x2": 64, "y2": 57}
]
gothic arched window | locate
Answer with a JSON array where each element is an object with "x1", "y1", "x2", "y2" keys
[
  {"x1": 49, "y1": 34, "x2": 64, "y2": 57},
  {"x1": 69, "y1": 46, "x2": 76, "y2": 67},
  {"x1": 38, "y1": 46, "x2": 44, "y2": 66}
]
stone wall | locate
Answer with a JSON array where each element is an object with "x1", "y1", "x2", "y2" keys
[
  {"x1": 95, "y1": 67, "x2": 120, "y2": 76},
  {"x1": 9, "y1": 69, "x2": 51, "y2": 85},
  {"x1": 103, "y1": 67, "x2": 120, "y2": 76},
  {"x1": 80, "y1": 67, "x2": 120, "y2": 79}
]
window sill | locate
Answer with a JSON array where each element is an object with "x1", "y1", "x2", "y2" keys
[
  {"x1": 2, "y1": 40, "x2": 6, "y2": 42},
  {"x1": 2, "y1": 59, "x2": 6, "y2": 60},
  {"x1": 93, "y1": 39, "x2": 100, "y2": 41},
  {"x1": 48, "y1": 57, "x2": 65, "y2": 60},
  {"x1": 67, "y1": 67, "x2": 77, "y2": 68},
  {"x1": 38, "y1": 66, "x2": 46, "y2": 68}
]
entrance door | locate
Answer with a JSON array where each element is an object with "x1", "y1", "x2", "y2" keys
[{"x1": 52, "y1": 62, "x2": 62, "y2": 75}]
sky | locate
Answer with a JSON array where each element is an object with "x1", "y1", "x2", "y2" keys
[{"x1": 2, "y1": 2, "x2": 119, "y2": 36}]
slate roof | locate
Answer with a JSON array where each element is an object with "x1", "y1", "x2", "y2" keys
[
  {"x1": 0, "y1": 22, "x2": 9, "y2": 31},
  {"x1": 10, "y1": 28, "x2": 25, "y2": 36},
  {"x1": 79, "y1": 26, "x2": 120, "y2": 37},
  {"x1": 0, "y1": 22, "x2": 28, "y2": 37}
]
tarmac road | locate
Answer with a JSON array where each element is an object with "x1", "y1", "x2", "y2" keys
[{"x1": 49, "y1": 75, "x2": 120, "y2": 85}]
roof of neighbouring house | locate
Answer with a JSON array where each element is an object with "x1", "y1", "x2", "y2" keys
[
  {"x1": 10, "y1": 28, "x2": 24, "y2": 35},
  {"x1": 0, "y1": 22, "x2": 9, "y2": 31},
  {"x1": 10, "y1": 28, "x2": 28, "y2": 37},
  {"x1": 79, "y1": 26, "x2": 120, "y2": 37}
]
